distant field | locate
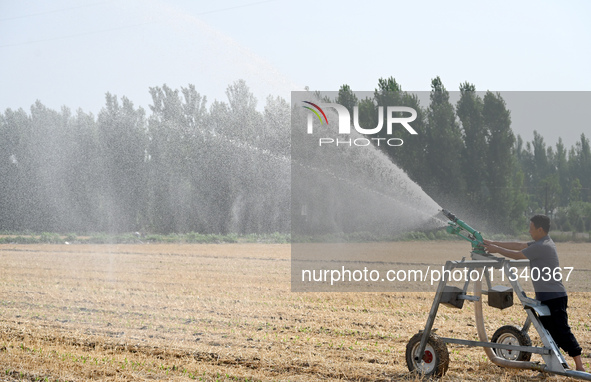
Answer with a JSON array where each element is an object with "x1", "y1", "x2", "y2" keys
[{"x1": 1, "y1": 242, "x2": 590, "y2": 381}]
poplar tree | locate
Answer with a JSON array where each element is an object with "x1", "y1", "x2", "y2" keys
[
  {"x1": 482, "y1": 91, "x2": 523, "y2": 230},
  {"x1": 456, "y1": 82, "x2": 487, "y2": 207},
  {"x1": 425, "y1": 77, "x2": 465, "y2": 202}
]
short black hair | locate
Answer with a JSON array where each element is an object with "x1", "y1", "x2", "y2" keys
[{"x1": 530, "y1": 214, "x2": 550, "y2": 233}]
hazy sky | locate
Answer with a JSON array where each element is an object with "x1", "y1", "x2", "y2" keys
[{"x1": 1, "y1": 0, "x2": 590, "y2": 147}]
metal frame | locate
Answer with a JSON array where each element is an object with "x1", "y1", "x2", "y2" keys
[{"x1": 413, "y1": 252, "x2": 591, "y2": 380}]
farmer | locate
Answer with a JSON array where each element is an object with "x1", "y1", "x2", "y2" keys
[{"x1": 483, "y1": 214, "x2": 585, "y2": 372}]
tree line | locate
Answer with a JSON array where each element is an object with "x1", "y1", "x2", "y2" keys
[
  {"x1": 1, "y1": 78, "x2": 589, "y2": 235},
  {"x1": 335, "y1": 77, "x2": 591, "y2": 233},
  {"x1": 0, "y1": 81, "x2": 290, "y2": 234}
]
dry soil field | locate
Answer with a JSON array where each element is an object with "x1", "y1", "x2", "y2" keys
[{"x1": 1, "y1": 242, "x2": 590, "y2": 381}]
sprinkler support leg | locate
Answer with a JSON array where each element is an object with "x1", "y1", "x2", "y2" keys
[
  {"x1": 417, "y1": 261, "x2": 452, "y2": 359},
  {"x1": 522, "y1": 316, "x2": 531, "y2": 334}
]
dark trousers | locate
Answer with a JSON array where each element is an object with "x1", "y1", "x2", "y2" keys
[{"x1": 539, "y1": 296, "x2": 582, "y2": 357}]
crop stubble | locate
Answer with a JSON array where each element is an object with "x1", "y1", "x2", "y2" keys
[{"x1": 0, "y1": 242, "x2": 590, "y2": 381}]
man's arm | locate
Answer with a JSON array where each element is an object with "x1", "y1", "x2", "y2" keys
[
  {"x1": 483, "y1": 239, "x2": 527, "y2": 251},
  {"x1": 483, "y1": 242, "x2": 527, "y2": 260}
]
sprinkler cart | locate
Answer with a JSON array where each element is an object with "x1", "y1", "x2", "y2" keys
[{"x1": 406, "y1": 209, "x2": 591, "y2": 380}]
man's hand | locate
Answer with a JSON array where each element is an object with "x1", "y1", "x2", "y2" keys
[
  {"x1": 483, "y1": 241, "x2": 501, "y2": 254},
  {"x1": 483, "y1": 239, "x2": 503, "y2": 254}
]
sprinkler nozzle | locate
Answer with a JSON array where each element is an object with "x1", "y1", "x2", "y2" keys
[{"x1": 441, "y1": 209, "x2": 457, "y2": 222}]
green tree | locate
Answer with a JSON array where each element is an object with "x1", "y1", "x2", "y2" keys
[
  {"x1": 531, "y1": 131, "x2": 550, "y2": 205},
  {"x1": 0, "y1": 108, "x2": 32, "y2": 231},
  {"x1": 482, "y1": 91, "x2": 518, "y2": 231},
  {"x1": 539, "y1": 174, "x2": 562, "y2": 215},
  {"x1": 223, "y1": 79, "x2": 263, "y2": 144},
  {"x1": 262, "y1": 95, "x2": 290, "y2": 156},
  {"x1": 570, "y1": 178, "x2": 582, "y2": 203},
  {"x1": 1, "y1": 104, "x2": 106, "y2": 233},
  {"x1": 370, "y1": 77, "x2": 429, "y2": 185},
  {"x1": 456, "y1": 82, "x2": 487, "y2": 207},
  {"x1": 335, "y1": 84, "x2": 358, "y2": 115},
  {"x1": 67, "y1": 108, "x2": 102, "y2": 232},
  {"x1": 570, "y1": 133, "x2": 591, "y2": 202},
  {"x1": 148, "y1": 84, "x2": 213, "y2": 233},
  {"x1": 565, "y1": 201, "x2": 591, "y2": 232},
  {"x1": 554, "y1": 138, "x2": 570, "y2": 206},
  {"x1": 98, "y1": 94, "x2": 148, "y2": 232},
  {"x1": 425, "y1": 77, "x2": 465, "y2": 201},
  {"x1": 516, "y1": 136, "x2": 535, "y2": 195},
  {"x1": 28, "y1": 102, "x2": 75, "y2": 231},
  {"x1": 180, "y1": 84, "x2": 208, "y2": 132},
  {"x1": 356, "y1": 96, "x2": 378, "y2": 138},
  {"x1": 509, "y1": 166, "x2": 529, "y2": 232},
  {"x1": 373, "y1": 77, "x2": 403, "y2": 149}
]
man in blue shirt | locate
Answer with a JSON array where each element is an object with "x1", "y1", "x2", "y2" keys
[{"x1": 483, "y1": 215, "x2": 584, "y2": 372}]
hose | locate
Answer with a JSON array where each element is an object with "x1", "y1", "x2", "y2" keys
[{"x1": 473, "y1": 278, "x2": 546, "y2": 372}]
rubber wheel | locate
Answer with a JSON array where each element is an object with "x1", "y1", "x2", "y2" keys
[
  {"x1": 491, "y1": 325, "x2": 532, "y2": 361},
  {"x1": 406, "y1": 332, "x2": 449, "y2": 378}
]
